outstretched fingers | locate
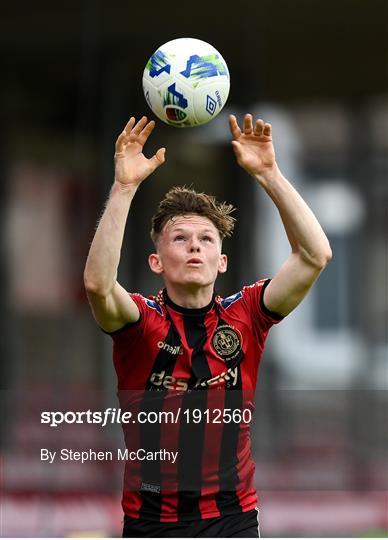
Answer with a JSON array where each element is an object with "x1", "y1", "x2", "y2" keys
[
  {"x1": 138, "y1": 119, "x2": 156, "y2": 145},
  {"x1": 230, "y1": 114, "x2": 272, "y2": 141},
  {"x1": 115, "y1": 117, "x2": 135, "y2": 153},
  {"x1": 254, "y1": 119, "x2": 272, "y2": 138},
  {"x1": 254, "y1": 118, "x2": 264, "y2": 136},
  {"x1": 263, "y1": 122, "x2": 272, "y2": 137},
  {"x1": 115, "y1": 115, "x2": 158, "y2": 155},
  {"x1": 243, "y1": 113, "x2": 254, "y2": 134},
  {"x1": 131, "y1": 116, "x2": 149, "y2": 137},
  {"x1": 123, "y1": 116, "x2": 136, "y2": 134},
  {"x1": 229, "y1": 114, "x2": 242, "y2": 139}
]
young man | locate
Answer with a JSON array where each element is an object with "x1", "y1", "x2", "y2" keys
[{"x1": 84, "y1": 114, "x2": 332, "y2": 537}]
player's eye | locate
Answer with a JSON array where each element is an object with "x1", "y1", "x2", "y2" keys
[
  {"x1": 174, "y1": 235, "x2": 186, "y2": 241},
  {"x1": 201, "y1": 235, "x2": 213, "y2": 242}
]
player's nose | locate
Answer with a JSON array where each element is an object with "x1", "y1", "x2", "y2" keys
[{"x1": 189, "y1": 236, "x2": 201, "y2": 252}]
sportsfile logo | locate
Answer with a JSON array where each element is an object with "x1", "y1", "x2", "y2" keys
[{"x1": 149, "y1": 367, "x2": 239, "y2": 392}]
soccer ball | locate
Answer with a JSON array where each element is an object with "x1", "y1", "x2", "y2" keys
[{"x1": 142, "y1": 38, "x2": 230, "y2": 128}]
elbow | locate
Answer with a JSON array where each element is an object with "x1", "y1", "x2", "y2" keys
[
  {"x1": 84, "y1": 276, "x2": 100, "y2": 296},
  {"x1": 325, "y1": 246, "x2": 333, "y2": 265},
  {"x1": 322, "y1": 240, "x2": 333, "y2": 266},
  {"x1": 314, "y1": 245, "x2": 333, "y2": 270},
  {"x1": 83, "y1": 272, "x2": 110, "y2": 297},
  {"x1": 299, "y1": 243, "x2": 332, "y2": 270}
]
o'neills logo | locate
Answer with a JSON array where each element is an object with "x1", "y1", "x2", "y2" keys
[
  {"x1": 212, "y1": 325, "x2": 242, "y2": 362},
  {"x1": 157, "y1": 341, "x2": 183, "y2": 355}
]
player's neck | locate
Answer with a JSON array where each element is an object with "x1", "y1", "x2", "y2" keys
[{"x1": 165, "y1": 284, "x2": 214, "y2": 310}]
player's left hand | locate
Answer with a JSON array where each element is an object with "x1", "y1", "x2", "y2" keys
[{"x1": 229, "y1": 114, "x2": 277, "y2": 182}]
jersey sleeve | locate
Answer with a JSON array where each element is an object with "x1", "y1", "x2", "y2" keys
[
  {"x1": 242, "y1": 278, "x2": 284, "y2": 334},
  {"x1": 102, "y1": 293, "x2": 153, "y2": 343}
]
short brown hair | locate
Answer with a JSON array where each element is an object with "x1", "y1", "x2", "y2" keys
[{"x1": 151, "y1": 186, "x2": 236, "y2": 245}]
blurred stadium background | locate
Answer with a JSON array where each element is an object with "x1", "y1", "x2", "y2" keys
[{"x1": 1, "y1": 0, "x2": 387, "y2": 537}]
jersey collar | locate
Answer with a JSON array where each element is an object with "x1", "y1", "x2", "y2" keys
[{"x1": 163, "y1": 289, "x2": 216, "y2": 316}]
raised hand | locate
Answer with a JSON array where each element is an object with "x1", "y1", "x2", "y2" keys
[
  {"x1": 229, "y1": 114, "x2": 277, "y2": 181},
  {"x1": 114, "y1": 116, "x2": 166, "y2": 187}
]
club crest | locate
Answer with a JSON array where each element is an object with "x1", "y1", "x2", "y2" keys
[{"x1": 212, "y1": 324, "x2": 242, "y2": 362}]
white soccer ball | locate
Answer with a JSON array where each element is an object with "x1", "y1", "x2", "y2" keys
[{"x1": 142, "y1": 38, "x2": 230, "y2": 128}]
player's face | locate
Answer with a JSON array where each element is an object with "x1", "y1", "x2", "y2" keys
[{"x1": 149, "y1": 215, "x2": 227, "y2": 289}]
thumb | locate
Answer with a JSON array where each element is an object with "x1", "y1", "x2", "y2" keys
[
  {"x1": 231, "y1": 140, "x2": 244, "y2": 161},
  {"x1": 150, "y1": 147, "x2": 166, "y2": 171}
]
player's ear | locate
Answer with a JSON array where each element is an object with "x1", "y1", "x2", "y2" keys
[
  {"x1": 149, "y1": 253, "x2": 163, "y2": 274},
  {"x1": 218, "y1": 253, "x2": 227, "y2": 274}
]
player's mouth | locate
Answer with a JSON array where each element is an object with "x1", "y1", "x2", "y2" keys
[{"x1": 186, "y1": 258, "x2": 203, "y2": 266}]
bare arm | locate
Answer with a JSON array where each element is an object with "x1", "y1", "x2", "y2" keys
[
  {"x1": 229, "y1": 114, "x2": 332, "y2": 317},
  {"x1": 84, "y1": 116, "x2": 166, "y2": 332}
]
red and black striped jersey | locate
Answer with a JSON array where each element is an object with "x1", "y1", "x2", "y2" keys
[{"x1": 109, "y1": 278, "x2": 283, "y2": 522}]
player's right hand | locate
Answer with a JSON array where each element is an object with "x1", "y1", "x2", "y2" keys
[{"x1": 114, "y1": 116, "x2": 166, "y2": 187}]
